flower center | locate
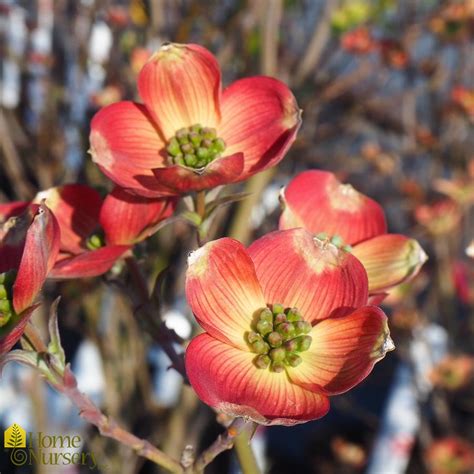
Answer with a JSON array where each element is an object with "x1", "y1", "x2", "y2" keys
[
  {"x1": 0, "y1": 270, "x2": 17, "y2": 327},
  {"x1": 86, "y1": 232, "x2": 105, "y2": 250},
  {"x1": 315, "y1": 233, "x2": 352, "y2": 252},
  {"x1": 245, "y1": 303, "x2": 313, "y2": 373},
  {"x1": 166, "y1": 124, "x2": 226, "y2": 169}
]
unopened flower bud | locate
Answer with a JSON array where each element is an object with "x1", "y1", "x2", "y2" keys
[
  {"x1": 271, "y1": 362, "x2": 285, "y2": 373},
  {"x1": 286, "y1": 353, "x2": 303, "y2": 367},
  {"x1": 272, "y1": 303, "x2": 285, "y2": 315},
  {"x1": 296, "y1": 335, "x2": 312, "y2": 352},
  {"x1": 277, "y1": 322, "x2": 295, "y2": 339},
  {"x1": 251, "y1": 340, "x2": 268, "y2": 354},
  {"x1": 269, "y1": 347, "x2": 286, "y2": 362},
  {"x1": 267, "y1": 331, "x2": 282, "y2": 347},
  {"x1": 274, "y1": 313, "x2": 287, "y2": 324},
  {"x1": 246, "y1": 331, "x2": 261, "y2": 344},
  {"x1": 286, "y1": 308, "x2": 301, "y2": 322},
  {"x1": 255, "y1": 355, "x2": 271, "y2": 369},
  {"x1": 295, "y1": 321, "x2": 312, "y2": 335},
  {"x1": 256, "y1": 319, "x2": 273, "y2": 336},
  {"x1": 259, "y1": 308, "x2": 273, "y2": 323}
]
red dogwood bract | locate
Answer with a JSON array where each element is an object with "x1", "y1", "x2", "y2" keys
[
  {"x1": 279, "y1": 170, "x2": 427, "y2": 294},
  {"x1": 2, "y1": 184, "x2": 176, "y2": 279},
  {"x1": 89, "y1": 43, "x2": 301, "y2": 197},
  {"x1": 0, "y1": 203, "x2": 60, "y2": 354},
  {"x1": 185, "y1": 229, "x2": 394, "y2": 425}
]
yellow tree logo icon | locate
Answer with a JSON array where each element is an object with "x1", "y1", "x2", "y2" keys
[{"x1": 4, "y1": 423, "x2": 26, "y2": 448}]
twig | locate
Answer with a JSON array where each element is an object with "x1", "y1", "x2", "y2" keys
[
  {"x1": 294, "y1": 0, "x2": 338, "y2": 86},
  {"x1": 19, "y1": 323, "x2": 184, "y2": 473},
  {"x1": 193, "y1": 418, "x2": 248, "y2": 473},
  {"x1": 125, "y1": 256, "x2": 187, "y2": 379},
  {"x1": 57, "y1": 370, "x2": 184, "y2": 474},
  {"x1": 260, "y1": 0, "x2": 283, "y2": 77}
]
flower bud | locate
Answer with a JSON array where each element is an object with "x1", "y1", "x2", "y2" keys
[
  {"x1": 256, "y1": 319, "x2": 273, "y2": 336},
  {"x1": 286, "y1": 308, "x2": 301, "y2": 322},
  {"x1": 272, "y1": 303, "x2": 285, "y2": 314},
  {"x1": 267, "y1": 331, "x2": 282, "y2": 347},
  {"x1": 286, "y1": 353, "x2": 303, "y2": 367},
  {"x1": 296, "y1": 335, "x2": 312, "y2": 352},
  {"x1": 277, "y1": 322, "x2": 295, "y2": 339},
  {"x1": 269, "y1": 348, "x2": 286, "y2": 362},
  {"x1": 255, "y1": 355, "x2": 271, "y2": 369},
  {"x1": 295, "y1": 321, "x2": 312, "y2": 335}
]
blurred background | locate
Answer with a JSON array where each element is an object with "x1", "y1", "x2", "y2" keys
[{"x1": 1, "y1": 0, "x2": 474, "y2": 473}]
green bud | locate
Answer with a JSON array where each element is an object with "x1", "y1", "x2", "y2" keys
[
  {"x1": 296, "y1": 335, "x2": 312, "y2": 352},
  {"x1": 212, "y1": 138, "x2": 226, "y2": 153},
  {"x1": 191, "y1": 124, "x2": 202, "y2": 134},
  {"x1": 246, "y1": 331, "x2": 261, "y2": 344},
  {"x1": 202, "y1": 127, "x2": 217, "y2": 140},
  {"x1": 86, "y1": 234, "x2": 104, "y2": 250},
  {"x1": 0, "y1": 299, "x2": 13, "y2": 315},
  {"x1": 274, "y1": 313, "x2": 287, "y2": 325},
  {"x1": 202, "y1": 138, "x2": 213, "y2": 148},
  {"x1": 267, "y1": 331, "x2": 282, "y2": 348},
  {"x1": 181, "y1": 143, "x2": 193, "y2": 154},
  {"x1": 196, "y1": 147, "x2": 210, "y2": 161},
  {"x1": 272, "y1": 303, "x2": 285, "y2": 315},
  {"x1": 0, "y1": 285, "x2": 8, "y2": 300},
  {"x1": 269, "y1": 348, "x2": 286, "y2": 362},
  {"x1": 295, "y1": 321, "x2": 312, "y2": 335},
  {"x1": 0, "y1": 312, "x2": 12, "y2": 328},
  {"x1": 176, "y1": 128, "x2": 188, "y2": 139},
  {"x1": 271, "y1": 362, "x2": 285, "y2": 373},
  {"x1": 286, "y1": 353, "x2": 303, "y2": 367},
  {"x1": 277, "y1": 322, "x2": 295, "y2": 339},
  {"x1": 316, "y1": 232, "x2": 328, "y2": 240},
  {"x1": 254, "y1": 355, "x2": 271, "y2": 369},
  {"x1": 184, "y1": 154, "x2": 197, "y2": 167},
  {"x1": 286, "y1": 308, "x2": 301, "y2": 322},
  {"x1": 251, "y1": 340, "x2": 268, "y2": 354},
  {"x1": 343, "y1": 244, "x2": 352, "y2": 252},
  {"x1": 284, "y1": 339, "x2": 298, "y2": 352},
  {"x1": 166, "y1": 138, "x2": 181, "y2": 156},
  {"x1": 189, "y1": 132, "x2": 201, "y2": 146},
  {"x1": 259, "y1": 308, "x2": 273, "y2": 323},
  {"x1": 174, "y1": 154, "x2": 185, "y2": 166},
  {"x1": 256, "y1": 319, "x2": 272, "y2": 336}
]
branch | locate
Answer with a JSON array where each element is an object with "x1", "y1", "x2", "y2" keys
[
  {"x1": 56, "y1": 367, "x2": 184, "y2": 474},
  {"x1": 193, "y1": 418, "x2": 248, "y2": 473}
]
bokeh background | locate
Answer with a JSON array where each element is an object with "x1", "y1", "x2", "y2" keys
[{"x1": 1, "y1": 0, "x2": 474, "y2": 473}]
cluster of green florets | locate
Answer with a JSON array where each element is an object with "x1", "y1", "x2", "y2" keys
[
  {"x1": 0, "y1": 270, "x2": 16, "y2": 327},
  {"x1": 166, "y1": 124, "x2": 226, "y2": 169},
  {"x1": 246, "y1": 304, "x2": 313, "y2": 373},
  {"x1": 316, "y1": 232, "x2": 352, "y2": 252},
  {"x1": 86, "y1": 233, "x2": 105, "y2": 250}
]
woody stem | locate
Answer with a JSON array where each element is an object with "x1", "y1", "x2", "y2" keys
[
  {"x1": 193, "y1": 418, "x2": 249, "y2": 473},
  {"x1": 55, "y1": 370, "x2": 184, "y2": 473}
]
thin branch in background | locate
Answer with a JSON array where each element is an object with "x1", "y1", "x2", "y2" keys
[
  {"x1": 0, "y1": 109, "x2": 34, "y2": 200},
  {"x1": 260, "y1": 0, "x2": 283, "y2": 78},
  {"x1": 294, "y1": 0, "x2": 339, "y2": 86}
]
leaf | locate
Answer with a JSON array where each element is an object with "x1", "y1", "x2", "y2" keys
[{"x1": 47, "y1": 297, "x2": 65, "y2": 367}]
